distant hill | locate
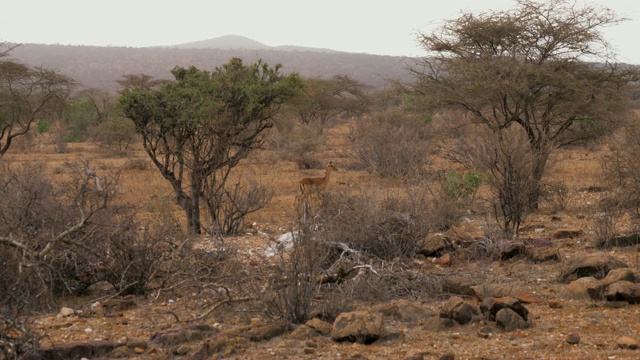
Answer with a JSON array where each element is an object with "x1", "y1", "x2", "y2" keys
[
  {"x1": 171, "y1": 34, "x2": 342, "y2": 54},
  {"x1": 8, "y1": 43, "x2": 413, "y2": 92},
  {"x1": 171, "y1": 34, "x2": 271, "y2": 50}
]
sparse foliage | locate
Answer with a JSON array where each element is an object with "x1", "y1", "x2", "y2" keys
[
  {"x1": 0, "y1": 59, "x2": 75, "y2": 156},
  {"x1": 290, "y1": 75, "x2": 370, "y2": 134},
  {"x1": 118, "y1": 58, "x2": 303, "y2": 234},
  {"x1": 350, "y1": 110, "x2": 432, "y2": 178},
  {"x1": 407, "y1": 0, "x2": 639, "y2": 210}
]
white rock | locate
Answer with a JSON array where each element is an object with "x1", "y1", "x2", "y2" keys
[{"x1": 59, "y1": 307, "x2": 74, "y2": 317}]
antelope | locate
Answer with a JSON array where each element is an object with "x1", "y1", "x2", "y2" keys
[{"x1": 295, "y1": 161, "x2": 338, "y2": 203}]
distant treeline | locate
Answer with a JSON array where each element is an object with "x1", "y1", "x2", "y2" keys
[{"x1": 8, "y1": 44, "x2": 413, "y2": 92}]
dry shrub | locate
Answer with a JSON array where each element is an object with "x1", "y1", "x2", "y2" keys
[
  {"x1": 90, "y1": 116, "x2": 137, "y2": 155},
  {"x1": 202, "y1": 175, "x2": 274, "y2": 235},
  {"x1": 601, "y1": 113, "x2": 640, "y2": 214},
  {"x1": 122, "y1": 157, "x2": 150, "y2": 170},
  {"x1": 446, "y1": 126, "x2": 545, "y2": 237},
  {"x1": 313, "y1": 185, "x2": 434, "y2": 260},
  {"x1": 262, "y1": 230, "x2": 329, "y2": 324},
  {"x1": 268, "y1": 116, "x2": 324, "y2": 166},
  {"x1": 350, "y1": 110, "x2": 433, "y2": 178}
]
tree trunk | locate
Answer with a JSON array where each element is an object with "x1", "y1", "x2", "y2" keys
[
  {"x1": 177, "y1": 192, "x2": 202, "y2": 235},
  {"x1": 528, "y1": 146, "x2": 550, "y2": 211}
]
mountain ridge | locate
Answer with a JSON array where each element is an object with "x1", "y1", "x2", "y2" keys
[
  {"x1": 7, "y1": 43, "x2": 413, "y2": 92},
  {"x1": 169, "y1": 34, "x2": 343, "y2": 54}
]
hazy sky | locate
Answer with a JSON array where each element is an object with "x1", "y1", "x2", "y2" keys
[{"x1": 2, "y1": 0, "x2": 639, "y2": 63}]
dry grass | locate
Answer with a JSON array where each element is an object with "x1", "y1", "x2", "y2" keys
[{"x1": 7, "y1": 117, "x2": 640, "y2": 359}]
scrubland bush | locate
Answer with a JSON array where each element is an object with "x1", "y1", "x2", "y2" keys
[
  {"x1": 268, "y1": 116, "x2": 324, "y2": 168},
  {"x1": 91, "y1": 116, "x2": 136, "y2": 154},
  {"x1": 122, "y1": 157, "x2": 150, "y2": 170},
  {"x1": 350, "y1": 110, "x2": 433, "y2": 178},
  {"x1": 446, "y1": 126, "x2": 544, "y2": 237},
  {"x1": 443, "y1": 169, "x2": 482, "y2": 202},
  {"x1": 601, "y1": 113, "x2": 640, "y2": 214},
  {"x1": 0, "y1": 160, "x2": 225, "y2": 357},
  {"x1": 201, "y1": 175, "x2": 274, "y2": 235},
  {"x1": 262, "y1": 229, "x2": 329, "y2": 324},
  {"x1": 315, "y1": 188, "x2": 426, "y2": 260}
]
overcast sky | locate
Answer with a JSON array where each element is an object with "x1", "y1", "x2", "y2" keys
[{"x1": 2, "y1": 0, "x2": 639, "y2": 63}]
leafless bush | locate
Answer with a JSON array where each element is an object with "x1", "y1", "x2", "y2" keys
[
  {"x1": 202, "y1": 175, "x2": 274, "y2": 235},
  {"x1": 0, "y1": 160, "x2": 111, "y2": 358},
  {"x1": 592, "y1": 204, "x2": 623, "y2": 248},
  {"x1": 350, "y1": 110, "x2": 433, "y2": 178},
  {"x1": 601, "y1": 114, "x2": 640, "y2": 214},
  {"x1": 446, "y1": 127, "x2": 544, "y2": 237},
  {"x1": 90, "y1": 116, "x2": 137, "y2": 154},
  {"x1": 542, "y1": 183, "x2": 570, "y2": 212},
  {"x1": 313, "y1": 186, "x2": 430, "y2": 260},
  {"x1": 268, "y1": 116, "x2": 324, "y2": 166},
  {"x1": 262, "y1": 229, "x2": 329, "y2": 324}
]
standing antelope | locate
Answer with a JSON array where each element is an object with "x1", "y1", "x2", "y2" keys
[{"x1": 295, "y1": 161, "x2": 338, "y2": 203}]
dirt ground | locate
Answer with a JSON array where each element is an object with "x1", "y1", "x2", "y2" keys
[{"x1": 7, "y1": 123, "x2": 640, "y2": 360}]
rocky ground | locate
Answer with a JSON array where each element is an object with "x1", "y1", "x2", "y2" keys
[
  {"x1": 11, "y1": 134, "x2": 640, "y2": 359},
  {"x1": 31, "y1": 222, "x2": 640, "y2": 360}
]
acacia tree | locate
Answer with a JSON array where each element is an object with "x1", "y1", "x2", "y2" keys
[
  {"x1": 407, "y1": 0, "x2": 639, "y2": 216},
  {"x1": 290, "y1": 75, "x2": 370, "y2": 134},
  {"x1": 0, "y1": 59, "x2": 75, "y2": 156},
  {"x1": 119, "y1": 58, "x2": 303, "y2": 234}
]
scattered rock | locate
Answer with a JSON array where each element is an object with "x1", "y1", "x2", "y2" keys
[
  {"x1": 331, "y1": 311, "x2": 384, "y2": 344},
  {"x1": 417, "y1": 233, "x2": 451, "y2": 257},
  {"x1": 587, "y1": 268, "x2": 637, "y2": 299},
  {"x1": 563, "y1": 254, "x2": 628, "y2": 280},
  {"x1": 604, "y1": 281, "x2": 640, "y2": 303},
  {"x1": 565, "y1": 332, "x2": 580, "y2": 345},
  {"x1": 380, "y1": 299, "x2": 437, "y2": 323},
  {"x1": 495, "y1": 308, "x2": 529, "y2": 332},
  {"x1": 441, "y1": 277, "x2": 476, "y2": 297},
  {"x1": 616, "y1": 336, "x2": 639, "y2": 349},
  {"x1": 471, "y1": 285, "x2": 542, "y2": 304},
  {"x1": 479, "y1": 297, "x2": 529, "y2": 321},
  {"x1": 513, "y1": 291, "x2": 544, "y2": 304},
  {"x1": 305, "y1": 318, "x2": 332, "y2": 335},
  {"x1": 58, "y1": 307, "x2": 74, "y2": 317},
  {"x1": 440, "y1": 296, "x2": 480, "y2": 325},
  {"x1": 289, "y1": 325, "x2": 322, "y2": 340},
  {"x1": 566, "y1": 277, "x2": 599, "y2": 298}
]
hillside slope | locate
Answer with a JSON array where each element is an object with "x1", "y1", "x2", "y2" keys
[{"x1": 9, "y1": 43, "x2": 412, "y2": 92}]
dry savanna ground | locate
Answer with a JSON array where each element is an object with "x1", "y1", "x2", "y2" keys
[{"x1": 6, "y1": 119, "x2": 640, "y2": 360}]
